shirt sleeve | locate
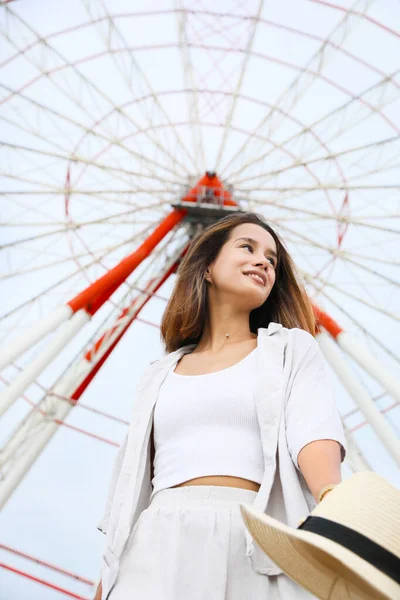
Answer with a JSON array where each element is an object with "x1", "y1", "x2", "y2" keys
[{"x1": 285, "y1": 329, "x2": 347, "y2": 471}]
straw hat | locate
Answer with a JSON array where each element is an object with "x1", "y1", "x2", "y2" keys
[{"x1": 239, "y1": 471, "x2": 400, "y2": 600}]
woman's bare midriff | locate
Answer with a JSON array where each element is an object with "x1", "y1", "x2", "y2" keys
[{"x1": 171, "y1": 475, "x2": 260, "y2": 492}]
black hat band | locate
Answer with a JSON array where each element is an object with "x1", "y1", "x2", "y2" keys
[{"x1": 298, "y1": 515, "x2": 400, "y2": 584}]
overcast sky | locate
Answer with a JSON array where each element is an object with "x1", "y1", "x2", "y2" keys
[{"x1": 1, "y1": 1, "x2": 399, "y2": 598}]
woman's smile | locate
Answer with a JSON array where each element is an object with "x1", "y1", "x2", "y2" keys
[{"x1": 243, "y1": 272, "x2": 266, "y2": 287}]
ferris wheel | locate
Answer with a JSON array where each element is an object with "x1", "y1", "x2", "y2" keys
[{"x1": 1, "y1": 0, "x2": 399, "y2": 598}]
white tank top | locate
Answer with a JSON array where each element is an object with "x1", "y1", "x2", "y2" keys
[{"x1": 151, "y1": 347, "x2": 264, "y2": 497}]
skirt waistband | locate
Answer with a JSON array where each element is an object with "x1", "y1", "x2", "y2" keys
[{"x1": 149, "y1": 485, "x2": 258, "y2": 508}]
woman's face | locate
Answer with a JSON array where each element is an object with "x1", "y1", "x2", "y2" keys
[{"x1": 206, "y1": 223, "x2": 277, "y2": 310}]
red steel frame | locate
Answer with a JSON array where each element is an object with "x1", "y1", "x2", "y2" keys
[{"x1": 66, "y1": 173, "x2": 338, "y2": 407}]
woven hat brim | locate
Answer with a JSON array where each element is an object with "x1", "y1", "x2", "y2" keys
[{"x1": 240, "y1": 502, "x2": 400, "y2": 600}]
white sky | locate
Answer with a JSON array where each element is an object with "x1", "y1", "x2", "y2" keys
[{"x1": 0, "y1": 1, "x2": 399, "y2": 598}]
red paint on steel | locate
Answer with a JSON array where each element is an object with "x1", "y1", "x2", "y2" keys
[
  {"x1": 66, "y1": 173, "x2": 234, "y2": 399},
  {"x1": 182, "y1": 172, "x2": 237, "y2": 206},
  {"x1": 67, "y1": 207, "x2": 187, "y2": 315},
  {"x1": 313, "y1": 305, "x2": 343, "y2": 338},
  {"x1": 0, "y1": 543, "x2": 93, "y2": 584},
  {"x1": 0, "y1": 562, "x2": 91, "y2": 599},
  {"x1": 309, "y1": 0, "x2": 400, "y2": 38},
  {"x1": 71, "y1": 257, "x2": 182, "y2": 401},
  {"x1": 337, "y1": 192, "x2": 349, "y2": 245},
  {"x1": 67, "y1": 173, "x2": 234, "y2": 315}
]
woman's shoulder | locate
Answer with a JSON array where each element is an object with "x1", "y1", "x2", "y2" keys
[
  {"x1": 266, "y1": 323, "x2": 316, "y2": 346},
  {"x1": 259, "y1": 322, "x2": 315, "y2": 344},
  {"x1": 274, "y1": 326, "x2": 319, "y2": 362},
  {"x1": 287, "y1": 326, "x2": 316, "y2": 343}
]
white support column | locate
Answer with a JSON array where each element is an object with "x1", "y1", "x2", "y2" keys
[
  {"x1": 342, "y1": 423, "x2": 372, "y2": 473},
  {"x1": 0, "y1": 256, "x2": 182, "y2": 506},
  {"x1": 0, "y1": 309, "x2": 90, "y2": 418},
  {"x1": 0, "y1": 356, "x2": 92, "y2": 508},
  {"x1": 0, "y1": 305, "x2": 73, "y2": 371},
  {"x1": 337, "y1": 331, "x2": 400, "y2": 405},
  {"x1": 317, "y1": 331, "x2": 400, "y2": 468}
]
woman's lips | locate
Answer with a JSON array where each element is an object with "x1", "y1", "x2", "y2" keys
[{"x1": 243, "y1": 273, "x2": 265, "y2": 287}]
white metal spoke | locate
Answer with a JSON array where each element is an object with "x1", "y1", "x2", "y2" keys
[
  {"x1": 82, "y1": 0, "x2": 198, "y2": 175},
  {"x1": 177, "y1": 3, "x2": 206, "y2": 172},
  {"x1": 214, "y1": 0, "x2": 264, "y2": 169},
  {"x1": 2, "y1": 6, "x2": 191, "y2": 180},
  {"x1": 1, "y1": 2, "x2": 399, "y2": 594},
  {"x1": 221, "y1": 0, "x2": 374, "y2": 178},
  {"x1": 226, "y1": 67, "x2": 400, "y2": 185}
]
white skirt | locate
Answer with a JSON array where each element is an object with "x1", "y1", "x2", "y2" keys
[{"x1": 108, "y1": 485, "x2": 316, "y2": 600}]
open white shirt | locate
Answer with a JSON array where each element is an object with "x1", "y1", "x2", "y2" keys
[{"x1": 97, "y1": 323, "x2": 347, "y2": 600}]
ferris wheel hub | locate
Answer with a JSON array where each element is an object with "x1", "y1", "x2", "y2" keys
[{"x1": 172, "y1": 172, "x2": 242, "y2": 226}]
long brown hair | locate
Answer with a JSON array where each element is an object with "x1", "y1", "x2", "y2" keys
[{"x1": 160, "y1": 212, "x2": 315, "y2": 353}]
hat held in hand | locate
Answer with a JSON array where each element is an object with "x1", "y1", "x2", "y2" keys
[{"x1": 240, "y1": 471, "x2": 400, "y2": 600}]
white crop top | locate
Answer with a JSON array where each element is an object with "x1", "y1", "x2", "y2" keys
[{"x1": 151, "y1": 347, "x2": 265, "y2": 498}]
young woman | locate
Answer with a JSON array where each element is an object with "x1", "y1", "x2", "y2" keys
[{"x1": 95, "y1": 212, "x2": 346, "y2": 600}]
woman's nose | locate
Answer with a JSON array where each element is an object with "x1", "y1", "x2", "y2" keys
[{"x1": 254, "y1": 257, "x2": 268, "y2": 268}]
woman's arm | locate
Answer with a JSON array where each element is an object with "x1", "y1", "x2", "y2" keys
[
  {"x1": 285, "y1": 331, "x2": 347, "y2": 494},
  {"x1": 93, "y1": 579, "x2": 102, "y2": 600},
  {"x1": 298, "y1": 438, "x2": 342, "y2": 502}
]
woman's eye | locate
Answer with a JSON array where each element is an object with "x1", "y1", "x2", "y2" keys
[{"x1": 242, "y1": 244, "x2": 275, "y2": 268}]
